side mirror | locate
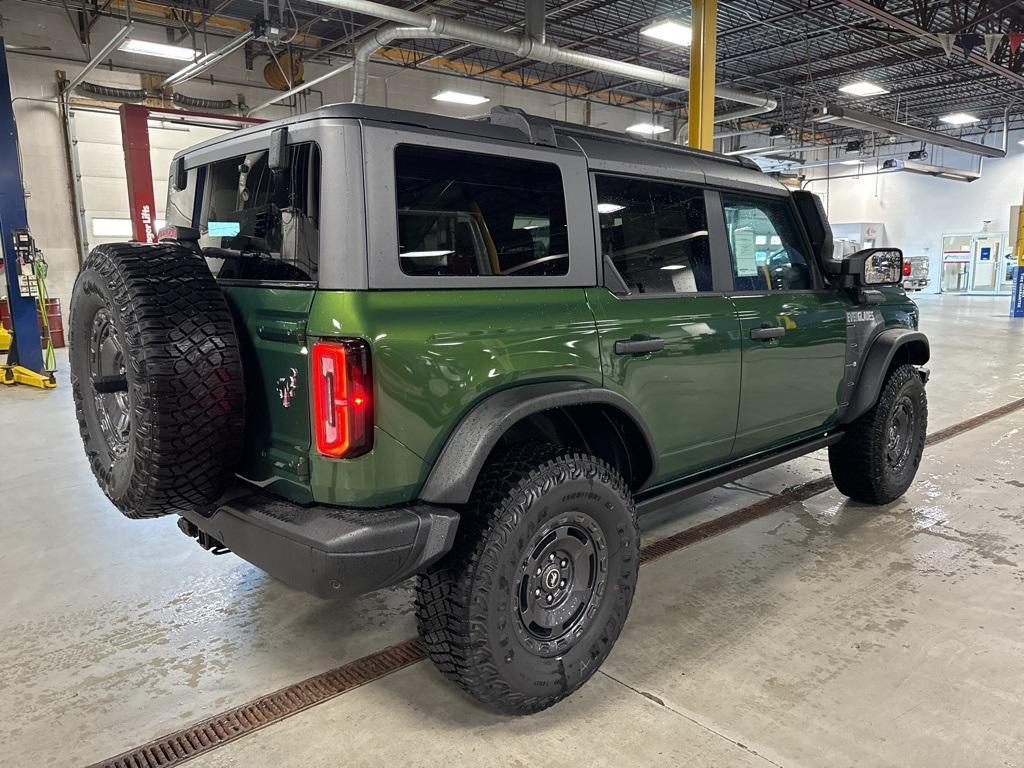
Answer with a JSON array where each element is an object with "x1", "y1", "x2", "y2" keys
[{"x1": 842, "y1": 247, "x2": 904, "y2": 287}]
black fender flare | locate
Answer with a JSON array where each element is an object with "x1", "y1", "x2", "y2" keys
[
  {"x1": 841, "y1": 329, "x2": 929, "y2": 424},
  {"x1": 418, "y1": 381, "x2": 658, "y2": 505}
]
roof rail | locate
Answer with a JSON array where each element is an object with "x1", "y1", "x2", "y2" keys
[
  {"x1": 487, "y1": 106, "x2": 558, "y2": 147},
  {"x1": 548, "y1": 118, "x2": 761, "y2": 170}
]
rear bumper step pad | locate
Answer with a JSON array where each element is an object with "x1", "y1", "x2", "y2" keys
[{"x1": 180, "y1": 492, "x2": 459, "y2": 598}]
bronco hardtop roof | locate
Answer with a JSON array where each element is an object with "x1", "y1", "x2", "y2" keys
[{"x1": 174, "y1": 103, "x2": 783, "y2": 194}]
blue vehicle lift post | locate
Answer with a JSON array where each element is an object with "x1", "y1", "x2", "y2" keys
[{"x1": 0, "y1": 37, "x2": 54, "y2": 388}]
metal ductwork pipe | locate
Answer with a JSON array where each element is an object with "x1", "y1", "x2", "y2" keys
[
  {"x1": 315, "y1": 0, "x2": 776, "y2": 114},
  {"x1": 525, "y1": 0, "x2": 546, "y2": 44}
]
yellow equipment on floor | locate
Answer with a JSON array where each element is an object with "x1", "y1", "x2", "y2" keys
[{"x1": 1, "y1": 234, "x2": 57, "y2": 390}]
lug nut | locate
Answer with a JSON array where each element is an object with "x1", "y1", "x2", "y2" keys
[
  {"x1": 534, "y1": 588, "x2": 541, "y2": 597},
  {"x1": 546, "y1": 594, "x2": 553, "y2": 603},
  {"x1": 549, "y1": 553, "x2": 555, "y2": 561},
  {"x1": 560, "y1": 580, "x2": 566, "y2": 588}
]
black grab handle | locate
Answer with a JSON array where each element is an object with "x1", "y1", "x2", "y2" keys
[{"x1": 614, "y1": 336, "x2": 666, "y2": 355}]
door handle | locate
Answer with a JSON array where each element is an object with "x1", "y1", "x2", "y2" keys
[
  {"x1": 750, "y1": 325, "x2": 786, "y2": 341},
  {"x1": 614, "y1": 336, "x2": 666, "y2": 355}
]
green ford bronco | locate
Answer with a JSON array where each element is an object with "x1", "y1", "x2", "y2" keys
[{"x1": 70, "y1": 104, "x2": 929, "y2": 714}]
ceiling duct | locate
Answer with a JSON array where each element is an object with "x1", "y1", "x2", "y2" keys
[
  {"x1": 810, "y1": 103, "x2": 1007, "y2": 159},
  {"x1": 315, "y1": 0, "x2": 776, "y2": 117}
]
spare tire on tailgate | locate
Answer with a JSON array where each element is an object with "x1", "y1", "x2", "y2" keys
[{"x1": 69, "y1": 242, "x2": 244, "y2": 518}]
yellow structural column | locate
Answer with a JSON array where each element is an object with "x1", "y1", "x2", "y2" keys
[{"x1": 687, "y1": 0, "x2": 719, "y2": 151}]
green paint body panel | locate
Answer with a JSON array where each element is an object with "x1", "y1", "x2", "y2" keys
[
  {"x1": 222, "y1": 286, "x2": 316, "y2": 504},
  {"x1": 305, "y1": 288, "x2": 603, "y2": 506},
  {"x1": 728, "y1": 291, "x2": 849, "y2": 456},
  {"x1": 224, "y1": 280, "x2": 918, "y2": 509},
  {"x1": 585, "y1": 289, "x2": 743, "y2": 483}
]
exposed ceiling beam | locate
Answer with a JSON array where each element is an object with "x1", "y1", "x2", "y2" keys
[{"x1": 835, "y1": 0, "x2": 1024, "y2": 88}]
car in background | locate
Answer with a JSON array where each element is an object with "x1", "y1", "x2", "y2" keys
[{"x1": 902, "y1": 254, "x2": 930, "y2": 291}]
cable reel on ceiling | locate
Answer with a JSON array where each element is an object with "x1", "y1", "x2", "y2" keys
[{"x1": 263, "y1": 51, "x2": 304, "y2": 90}]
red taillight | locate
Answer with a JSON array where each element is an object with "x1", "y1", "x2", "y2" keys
[
  {"x1": 902, "y1": 261, "x2": 912, "y2": 277},
  {"x1": 312, "y1": 340, "x2": 373, "y2": 458}
]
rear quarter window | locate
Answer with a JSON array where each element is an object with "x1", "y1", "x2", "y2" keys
[
  {"x1": 191, "y1": 142, "x2": 321, "y2": 283},
  {"x1": 394, "y1": 145, "x2": 569, "y2": 278}
]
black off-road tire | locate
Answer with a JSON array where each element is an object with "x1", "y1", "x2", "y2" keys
[
  {"x1": 69, "y1": 242, "x2": 244, "y2": 518},
  {"x1": 415, "y1": 445, "x2": 639, "y2": 715},
  {"x1": 829, "y1": 363, "x2": 928, "y2": 505}
]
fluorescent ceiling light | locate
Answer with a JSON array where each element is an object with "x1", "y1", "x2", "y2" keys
[
  {"x1": 660, "y1": 264, "x2": 687, "y2": 271},
  {"x1": 433, "y1": 90, "x2": 489, "y2": 105},
  {"x1": 640, "y1": 19, "x2": 693, "y2": 46},
  {"x1": 119, "y1": 38, "x2": 198, "y2": 61},
  {"x1": 597, "y1": 203, "x2": 625, "y2": 214},
  {"x1": 1017, "y1": 139, "x2": 1024, "y2": 146},
  {"x1": 838, "y1": 81, "x2": 889, "y2": 97},
  {"x1": 940, "y1": 112, "x2": 979, "y2": 126},
  {"x1": 839, "y1": 159, "x2": 864, "y2": 166},
  {"x1": 626, "y1": 122, "x2": 669, "y2": 136}
]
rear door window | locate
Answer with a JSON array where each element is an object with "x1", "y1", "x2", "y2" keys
[
  {"x1": 195, "y1": 142, "x2": 321, "y2": 283},
  {"x1": 394, "y1": 145, "x2": 568, "y2": 277},
  {"x1": 596, "y1": 174, "x2": 714, "y2": 294}
]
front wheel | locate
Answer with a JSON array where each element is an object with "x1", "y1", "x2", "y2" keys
[
  {"x1": 415, "y1": 446, "x2": 639, "y2": 715},
  {"x1": 829, "y1": 363, "x2": 928, "y2": 504}
]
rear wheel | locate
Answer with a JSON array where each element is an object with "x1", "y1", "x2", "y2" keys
[
  {"x1": 69, "y1": 242, "x2": 244, "y2": 518},
  {"x1": 415, "y1": 446, "x2": 639, "y2": 714},
  {"x1": 829, "y1": 363, "x2": 928, "y2": 505}
]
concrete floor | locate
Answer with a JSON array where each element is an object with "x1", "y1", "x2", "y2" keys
[{"x1": 1, "y1": 294, "x2": 1022, "y2": 767}]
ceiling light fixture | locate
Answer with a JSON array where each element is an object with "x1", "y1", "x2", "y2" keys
[
  {"x1": 119, "y1": 38, "x2": 199, "y2": 61},
  {"x1": 810, "y1": 104, "x2": 1005, "y2": 159},
  {"x1": 839, "y1": 159, "x2": 864, "y2": 166},
  {"x1": 838, "y1": 81, "x2": 889, "y2": 97},
  {"x1": 626, "y1": 122, "x2": 669, "y2": 136},
  {"x1": 640, "y1": 19, "x2": 693, "y2": 46},
  {"x1": 939, "y1": 112, "x2": 980, "y2": 126},
  {"x1": 597, "y1": 203, "x2": 625, "y2": 214},
  {"x1": 433, "y1": 90, "x2": 489, "y2": 105}
]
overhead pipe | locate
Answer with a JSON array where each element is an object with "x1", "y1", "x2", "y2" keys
[
  {"x1": 160, "y1": 30, "x2": 255, "y2": 88},
  {"x1": 64, "y1": 22, "x2": 134, "y2": 95},
  {"x1": 247, "y1": 61, "x2": 354, "y2": 115},
  {"x1": 312, "y1": 0, "x2": 776, "y2": 113},
  {"x1": 525, "y1": 0, "x2": 546, "y2": 44},
  {"x1": 676, "y1": 103, "x2": 778, "y2": 144}
]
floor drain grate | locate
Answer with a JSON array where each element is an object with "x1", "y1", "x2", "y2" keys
[
  {"x1": 88, "y1": 396, "x2": 1024, "y2": 767},
  {"x1": 89, "y1": 638, "x2": 425, "y2": 768}
]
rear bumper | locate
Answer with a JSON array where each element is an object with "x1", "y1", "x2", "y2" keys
[{"x1": 179, "y1": 490, "x2": 459, "y2": 599}]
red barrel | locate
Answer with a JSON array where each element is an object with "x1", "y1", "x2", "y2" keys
[
  {"x1": 44, "y1": 298, "x2": 65, "y2": 349},
  {"x1": 0, "y1": 297, "x2": 64, "y2": 348}
]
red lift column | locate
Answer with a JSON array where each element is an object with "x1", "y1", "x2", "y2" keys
[{"x1": 119, "y1": 104, "x2": 158, "y2": 244}]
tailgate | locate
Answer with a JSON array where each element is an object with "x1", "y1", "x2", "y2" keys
[{"x1": 222, "y1": 285, "x2": 315, "y2": 503}]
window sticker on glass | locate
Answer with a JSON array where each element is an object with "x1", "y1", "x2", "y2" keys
[
  {"x1": 208, "y1": 220, "x2": 242, "y2": 237},
  {"x1": 732, "y1": 227, "x2": 759, "y2": 277}
]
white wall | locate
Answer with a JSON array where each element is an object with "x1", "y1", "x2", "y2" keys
[
  {"x1": 808, "y1": 128, "x2": 1024, "y2": 292},
  {"x1": 2, "y1": 4, "x2": 671, "y2": 314}
]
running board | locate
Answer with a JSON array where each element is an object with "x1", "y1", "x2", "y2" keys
[{"x1": 636, "y1": 433, "x2": 843, "y2": 516}]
